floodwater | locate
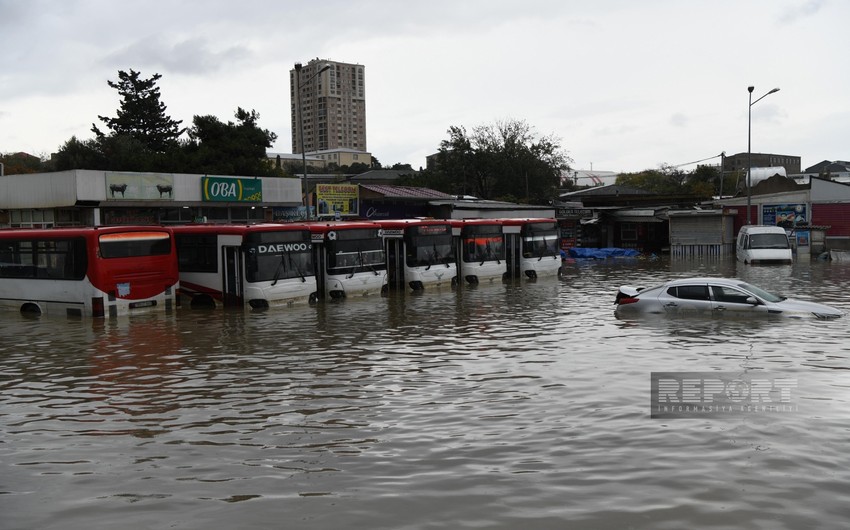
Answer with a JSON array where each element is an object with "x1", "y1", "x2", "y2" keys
[{"x1": 2, "y1": 256, "x2": 850, "y2": 529}]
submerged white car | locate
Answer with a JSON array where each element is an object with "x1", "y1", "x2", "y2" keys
[{"x1": 614, "y1": 277, "x2": 843, "y2": 320}]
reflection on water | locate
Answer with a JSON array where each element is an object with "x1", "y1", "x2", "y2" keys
[{"x1": 2, "y1": 256, "x2": 850, "y2": 529}]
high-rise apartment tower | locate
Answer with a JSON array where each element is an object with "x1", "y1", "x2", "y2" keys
[{"x1": 290, "y1": 59, "x2": 366, "y2": 154}]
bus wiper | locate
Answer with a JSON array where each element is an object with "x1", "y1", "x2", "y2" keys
[
  {"x1": 288, "y1": 254, "x2": 306, "y2": 283},
  {"x1": 271, "y1": 254, "x2": 286, "y2": 286},
  {"x1": 362, "y1": 249, "x2": 379, "y2": 276},
  {"x1": 347, "y1": 249, "x2": 360, "y2": 279},
  {"x1": 425, "y1": 247, "x2": 436, "y2": 271},
  {"x1": 481, "y1": 241, "x2": 500, "y2": 266}
]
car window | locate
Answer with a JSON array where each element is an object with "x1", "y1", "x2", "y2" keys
[
  {"x1": 667, "y1": 285, "x2": 710, "y2": 301},
  {"x1": 711, "y1": 285, "x2": 753, "y2": 304}
]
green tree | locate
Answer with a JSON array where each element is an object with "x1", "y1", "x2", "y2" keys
[
  {"x1": 616, "y1": 164, "x2": 715, "y2": 199},
  {"x1": 52, "y1": 137, "x2": 105, "y2": 171},
  {"x1": 424, "y1": 120, "x2": 571, "y2": 203},
  {"x1": 182, "y1": 108, "x2": 282, "y2": 176},
  {"x1": 0, "y1": 152, "x2": 48, "y2": 174},
  {"x1": 92, "y1": 69, "x2": 185, "y2": 153}
]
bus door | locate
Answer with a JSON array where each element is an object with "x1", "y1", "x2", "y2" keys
[
  {"x1": 504, "y1": 232, "x2": 522, "y2": 279},
  {"x1": 312, "y1": 236, "x2": 327, "y2": 300},
  {"x1": 384, "y1": 237, "x2": 405, "y2": 290},
  {"x1": 222, "y1": 246, "x2": 243, "y2": 306}
]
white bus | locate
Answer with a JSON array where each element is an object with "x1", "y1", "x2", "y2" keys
[
  {"x1": 502, "y1": 218, "x2": 562, "y2": 280},
  {"x1": 308, "y1": 221, "x2": 388, "y2": 299},
  {"x1": 172, "y1": 223, "x2": 316, "y2": 309},
  {"x1": 378, "y1": 219, "x2": 457, "y2": 291},
  {"x1": 450, "y1": 219, "x2": 507, "y2": 284}
]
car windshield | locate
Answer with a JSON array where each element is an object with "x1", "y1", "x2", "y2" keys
[
  {"x1": 748, "y1": 233, "x2": 789, "y2": 249},
  {"x1": 736, "y1": 282, "x2": 784, "y2": 303}
]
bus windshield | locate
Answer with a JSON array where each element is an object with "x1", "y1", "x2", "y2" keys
[
  {"x1": 243, "y1": 231, "x2": 314, "y2": 283},
  {"x1": 99, "y1": 231, "x2": 172, "y2": 258},
  {"x1": 406, "y1": 233, "x2": 455, "y2": 268},
  {"x1": 522, "y1": 231, "x2": 559, "y2": 258},
  {"x1": 463, "y1": 235, "x2": 504, "y2": 263},
  {"x1": 327, "y1": 238, "x2": 386, "y2": 275}
]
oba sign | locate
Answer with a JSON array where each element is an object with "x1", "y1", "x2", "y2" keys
[{"x1": 201, "y1": 177, "x2": 263, "y2": 202}]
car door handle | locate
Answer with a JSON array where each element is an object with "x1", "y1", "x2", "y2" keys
[
  {"x1": 714, "y1": 306, "x2": 726, "y2": 311},
  {"x1": 664, "y1": 302, "x2": 677, "y2": 307}
]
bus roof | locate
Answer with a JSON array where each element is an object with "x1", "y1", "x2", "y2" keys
[
  {"x1": 497, "y1": 218, "x2": 557, "y2": 226},
  {"x1": 306, "y1": 220, "x2": 382, "y2": 233},
  {"x1": 0, "y1": 225, "x2": 174, "y2": 240},
  {"x1": 169, "y1": 223, "x2": 310, "y2": 236},
  {"x1": 373, "y1": 218, "x2": 452, "y2": 229},
  {"x1": 447, "y1": 218, "x2": 504, "y2": 227}
]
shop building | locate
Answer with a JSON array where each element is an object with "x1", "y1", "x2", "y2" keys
[{"x1": 0, "y1": 170, "x2": 302, "y2": 228}]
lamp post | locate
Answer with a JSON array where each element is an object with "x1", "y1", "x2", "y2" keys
[
  {"x1": 295, "y1": 62, "x2": 331, "y2": 220},
  {"x1": 746, "y1": 85, "x2": 780, "y2": 225}
]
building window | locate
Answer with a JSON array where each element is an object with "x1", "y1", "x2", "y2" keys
[{"x1": 620, "y1": 223, "x2": 638, "y2": 241}]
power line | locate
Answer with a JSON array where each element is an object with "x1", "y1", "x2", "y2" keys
[{"x1": 671, "y1": 152, "x2": 724, "y2": 169}]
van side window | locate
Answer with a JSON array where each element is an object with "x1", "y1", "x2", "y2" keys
[{"x1": 667, "y1": 285, "x2": 710, "y2": 300}]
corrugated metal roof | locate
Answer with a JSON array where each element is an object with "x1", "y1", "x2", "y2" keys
[{"x1": 359, "y1": 184, "x2": 453, "y2": 199}]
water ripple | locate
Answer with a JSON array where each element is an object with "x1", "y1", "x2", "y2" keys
[{"x1": 2, "y1": 258, "x2": 850, "y2": 528}]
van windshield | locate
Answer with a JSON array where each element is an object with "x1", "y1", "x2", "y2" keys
[{"x1": 748, "y1": 233, "x2": 789, "y2": 250}]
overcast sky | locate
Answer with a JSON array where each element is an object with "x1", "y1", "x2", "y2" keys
[{"x1": 1, "y1": 0, "x2": 847, "y2": 173}]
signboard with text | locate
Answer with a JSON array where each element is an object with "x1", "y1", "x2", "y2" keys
[
  {"x1": 201, "y1": 176, "x2": 263, "y2": 202},
  {"x1": 316, "y1": 184, "x2": 359, "y2": 216}
]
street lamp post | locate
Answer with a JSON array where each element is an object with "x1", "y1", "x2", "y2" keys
[
  {"x1": 746, "y1": 85, "x2": 780, "y2": 225},
  {"x1": 295, "y1": 62, "x2": 331, "y2": 220}
]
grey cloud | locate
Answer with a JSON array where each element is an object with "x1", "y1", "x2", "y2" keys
[
  {"x1": 100, "y1": 36, "x2": 253, "y2": 75},
  {"x1": 777, "y1": 0, "x2": 825, "y2": 24},
  {"x1": 670, "y1": 113, "x2": 688, "y2": 127}
]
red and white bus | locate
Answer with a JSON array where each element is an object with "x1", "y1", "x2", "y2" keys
[
  {"x1": 377, "y1": 219, "x2": 457, "y2": 291},
  {"x1": 501, "y1": 218, "x2": 562, "y2": 280},
  {"x1": 0, "y1": 226, "x2": 178, "y2": 317},
  {"x1": 172, "y1": 223, "x2": 316, "y2": 309},
  {"x1": 450, "y1": 219, "x2": 507, "y2": 284},
  {"x1": 308, "y1": 221, "x2": 387, "y2": 299}
]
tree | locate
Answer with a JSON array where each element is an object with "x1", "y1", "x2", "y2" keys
[
  {"x1": 420, "y1": 119, "x2": 571, "y2": 203},
  {"x1": 182, "y1": 107, "x2": 281, "y2": 176},
  {"x1": 616, "y1": 164, "x2": 715, "y2": 199},
  {"x1": 0, "y1": 152, "x2": 48, "y2": 174},
  {"x1": 92, "y1": 69, "x2": 185, "y2": 153}
]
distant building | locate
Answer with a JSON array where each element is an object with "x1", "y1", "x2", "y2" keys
[
  {"x1": 290, "y1": 58, "x2": 366, "y2": 154},
  {"x1": 723, "y1": 152, "x2": 801, "y2": 176},
  {"x1": 791, "y1": 160, "x2": 850, "y2": 185},
  {"x1": 311, "y1": 148, "x2": 372, "y2": 169},
  {"x1": 267, "y1": 152, "x2": 325, "y2": 173}
]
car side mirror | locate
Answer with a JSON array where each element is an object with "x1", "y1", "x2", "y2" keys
[{"x1": 745, "y1": 296, "x2": 759, "y2": 305}]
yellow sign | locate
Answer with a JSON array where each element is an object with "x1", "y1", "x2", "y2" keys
[{"x1": 316, "y1": 184, "x2": 359, "y2": 216}]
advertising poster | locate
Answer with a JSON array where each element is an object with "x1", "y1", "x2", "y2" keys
[
  {"x1": 316, "y1": 184, "x2": 359, "y2": 216},
  {"x1": 201, "y1": 177, "x2": 263, "y2": 202},
  {"x1": 762, "y1": 204, "x2": 807, "y2": 228},
  {"x1": 105, "y1": 172, "x2": 175, "y2": 201}
]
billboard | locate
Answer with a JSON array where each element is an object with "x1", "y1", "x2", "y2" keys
[
  {"x1": 105, "y1": 172, "x2": 174, "y2": 201},
  {"x1": 316, "y1": 184, "x2": 359, "y2": 216},
  {"x1": 201, "y1": 176, "x2": 263, "y2": 202}
]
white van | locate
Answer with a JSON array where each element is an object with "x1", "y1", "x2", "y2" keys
[{"x1": 736, "y1": 225, "x2": 793, "y2": 264}]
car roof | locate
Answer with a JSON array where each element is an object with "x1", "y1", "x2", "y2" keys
[{"x1": 664, "y1": 277, "x2": 746, "y2": 287}]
